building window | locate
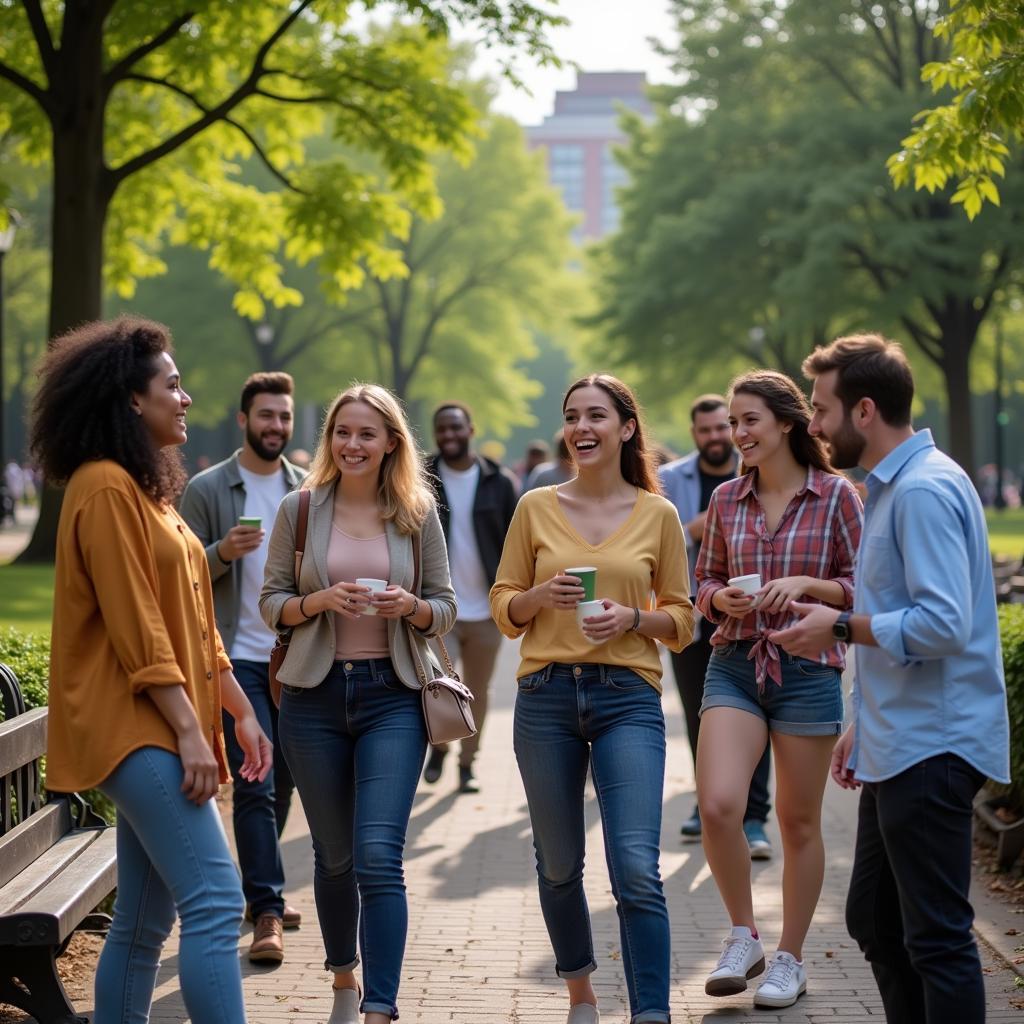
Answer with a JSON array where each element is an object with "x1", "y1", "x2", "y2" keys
[
  {"x1": 548, "y1": 144, "x2": 586, "y2": 211},
  {"x1": 601, "y1": 147, "x2": 629, "y2": 234}
]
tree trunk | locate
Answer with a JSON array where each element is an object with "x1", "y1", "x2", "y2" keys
[
  {"x1": 16, "y1": 8, "x2": 110, "y2": 564},
  {"x1": 938, "y1": 325, "x2": 977, "y2": 483}
]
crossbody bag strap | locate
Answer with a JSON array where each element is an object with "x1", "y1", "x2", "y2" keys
[
  {"x1": 407, "y1": 529, "x2": 458, "y2": 681},
  {"x1": 293, "y1": 488, "x2": 311, "y2": 582}
]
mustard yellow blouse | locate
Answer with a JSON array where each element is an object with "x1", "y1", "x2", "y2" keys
[
  {"x1": 490, "y1": 487, "x2": 695, "y2": 691},
  {"x1": 46, "y1": 460, "x2": 231, "y2": 792}
]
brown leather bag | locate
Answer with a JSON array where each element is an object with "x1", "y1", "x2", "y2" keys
[
  {"x1": 407, "y1": 531, "x2": 476, "y2": 744},
  {"x1": 269, "y1": 489, "x2": 311, "y2": 708}
]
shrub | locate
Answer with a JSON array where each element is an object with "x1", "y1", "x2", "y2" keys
[
  {"x1": 999, "y1": 605, "x2": 1024, "y2": 810},
  {"x1": 0, "y1": 627, "x2": 116, "y2": 825}
]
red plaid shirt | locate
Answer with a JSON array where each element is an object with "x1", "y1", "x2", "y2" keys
[{"x1": 695, "y1": 466, "x2": 863, "y2": 688}]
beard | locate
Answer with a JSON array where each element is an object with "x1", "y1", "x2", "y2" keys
[
  {"x1": 247, "y1": 423, "x2": 289, "y2": 462},
  {"x1": 699, "y1": 440, "x2": 734, "y2": 468},
  {"x1": 824, "y1": 418, "x2": 865, "y2": 470}
]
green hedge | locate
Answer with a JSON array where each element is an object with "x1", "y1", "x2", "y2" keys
[
  {"x1": 0, "y1": 627, "x2": 116, "y2": 825},
  {"x1": 998, "y1": 605, "x2": 1024, "y2": 810}
]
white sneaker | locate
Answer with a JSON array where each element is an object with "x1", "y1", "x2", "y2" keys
[
  {"x1": 753, "y1": 951, "x2": 807, "y2": 1008},
  {"x1": 705, "y1": 926, "x2": 766, "y2": 996}
]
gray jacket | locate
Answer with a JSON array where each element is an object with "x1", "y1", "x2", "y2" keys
[
  {"x1": 178, "y1": 450, "x2": 307, "y2": 652},
  {"x1": 259, "y1": 482, "x2": 457, "y2": 690}
]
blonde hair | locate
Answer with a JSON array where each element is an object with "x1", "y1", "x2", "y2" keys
[{"x1": 306, "y1": 383, "x2": 434, "y2": 534}]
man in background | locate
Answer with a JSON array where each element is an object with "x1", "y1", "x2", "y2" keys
[
  {"x1": 425, "y1": 401, "x2": 518, "y2": 792},
  {"x1": 180, "y1": 372, "x2": 306, "y2": 964}
]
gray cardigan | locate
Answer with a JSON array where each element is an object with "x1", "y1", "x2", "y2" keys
[{"x1": 259, "y1": 482, "x2": 457, "y2": 689}]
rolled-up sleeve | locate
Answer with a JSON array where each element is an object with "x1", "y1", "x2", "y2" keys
[
  {"x1": 260, "y1": 491, "x2": 300, "y2": 632},
  {"x1": 418, "y1": 506, "x2": 457, "y2": 638},
  {"x1": 829, "y1": 481, "x2": 863, "y2": 608},
  {"x1": 871, "y1": 488, "x2": 971, "y2": 664},
  {"x1": 695, "y1": 492, "x2": 728, "y2": 623},
  {"x1": 653, "y1": 506, "x2": 694, "y2": 653},
  {"x1": 489, "y1": 499, "x2": 536, "y2": 639},
  {"x1": 77, "y1": 488, "x2": 186, "y2": 693}
]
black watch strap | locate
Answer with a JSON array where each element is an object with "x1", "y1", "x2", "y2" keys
[{"x1": 833, "y1": 611, "x2": 852, "y2": 641}]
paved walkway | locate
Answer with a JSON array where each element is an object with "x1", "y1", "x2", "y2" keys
[{"x1": 53, "y1": 642, "x2": 1024, "y2": 1021}]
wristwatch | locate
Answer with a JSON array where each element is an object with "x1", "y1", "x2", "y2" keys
[{"x1": 832, "y1": 611, "x2": 852, "y2": 642}]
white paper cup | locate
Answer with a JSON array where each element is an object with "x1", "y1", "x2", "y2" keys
[
  {"x1": 356, "y1": 578, "x2": 388, "y2": 615},
  {"x1": 576, "y1": 599, "x2": 606, "y2": 645},
  {"x1": 728, "y1": 573, "x2": 762, "y2": 596}
]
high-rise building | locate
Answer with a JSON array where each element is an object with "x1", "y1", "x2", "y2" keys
[{"x1": 526, "y1": 71, "x2": 653, "y2": 242}]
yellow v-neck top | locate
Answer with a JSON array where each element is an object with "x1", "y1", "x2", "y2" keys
[
  {"x1": 46, "y1": 459, "x2": 231, "y2": 792},
  {"x1": 489, "y1": 486, "x2": 694, "y2": 691}
]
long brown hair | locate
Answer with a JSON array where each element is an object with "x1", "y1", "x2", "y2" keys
[
  {"x1": 728, "y1": 370, "x2": 834, "y2": 475},
  {"x1": 562, "y1": 373, "x2": 662, "y2": 494},
  {"x1": 306, "y1": 383, "x2": 434, "y2": 534}
]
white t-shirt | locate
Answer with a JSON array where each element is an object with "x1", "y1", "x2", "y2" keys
[
  {"x1": 231, "y1": 466, "x2": 290, "y2": 662},
  {"x1": 438, "y1": 461, "x2": 491, "y2": 621}
]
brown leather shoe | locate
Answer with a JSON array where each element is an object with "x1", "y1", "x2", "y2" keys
[
  {"x1": 249, "y1": 913, "x2": 284, "y2": 963},
  {"x1": 245, "y1": 903, "x2": 302, "y2": 929}
]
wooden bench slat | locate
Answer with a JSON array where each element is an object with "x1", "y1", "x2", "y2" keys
[
  {"x1": 0, "y1": 829, "x2": 104, "y2": 916},
  {"x1": 0, "y1": 708, "x2": 47, "y2": 778},
  {"x1": 0, "y1": 826, "x2": 118, "y2": 946},
  {"x1": 0, "y1": 801, "x2": 72, "y2": 890}
]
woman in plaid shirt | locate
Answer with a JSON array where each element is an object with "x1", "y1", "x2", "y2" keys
[{"x1": 694, "y1": 370, "x2": 863, "y2": 1010}]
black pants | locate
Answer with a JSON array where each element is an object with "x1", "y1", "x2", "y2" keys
[
  {"x1": 670, "y1": 626, "x2": 771, "y2": 822},
  {"x1": 845, "y1": 753, "x2": 985, "y2": 1024}
]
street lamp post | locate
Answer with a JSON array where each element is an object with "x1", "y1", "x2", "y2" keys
[
  {"x1": 0, "y1": 210, "x2": 22, "y2": 472},
  {"x1": 994, "y1": 318, "x2": 1007, "y2": 510}
]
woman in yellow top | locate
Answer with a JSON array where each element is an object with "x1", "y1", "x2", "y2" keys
[
  {"x1": 31, "y1": 317, "x2": 271, "y2": 1024},
  {"x1": 490, "y1": 373, "x2": 694, "y2": 1024}
]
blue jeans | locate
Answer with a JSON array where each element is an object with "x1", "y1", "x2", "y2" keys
[
  {"x1": 279, "y1": 658, "x2": 426, "y2": 1020},
  {"x1": 94, "y1": 747, "x2": 246, "y2": 1024},
  {"x1": 514, "y1": 662, "x2": 671, "y2": 1024},
  {"x1": 223, "y1": 658, "x2": 295, "y2": 919},
  {"x1": 846, "y1": 754, "x2": 986, "y2": 1024}
]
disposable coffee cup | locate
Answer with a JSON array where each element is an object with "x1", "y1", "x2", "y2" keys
[
  {"x1": 576, "y1": 599, "x2": 606, "y2": 645},
  {"x1": 355, "y1": 577, "x2": 389, "y2": 615},
  {"x1": 728, "y1": 573, "x2": 762, "y2": 601},
  {"x1": 238, "y1": 516, "x2": 262, "y2": 529},
  {"x1": 565, "y1": 566, "x2": 598, "y2": 602}
]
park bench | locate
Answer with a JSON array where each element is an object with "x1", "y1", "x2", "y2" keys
[{"x1": 0, "y1": 663, "x2": 117, "y2": 1024}]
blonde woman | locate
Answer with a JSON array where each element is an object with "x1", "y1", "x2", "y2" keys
[{"x1": 261, "y1": 384, "x2": 456, "y2": 1024}]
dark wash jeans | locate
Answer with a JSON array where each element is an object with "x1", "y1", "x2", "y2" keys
[
  {"x1": 221, "y1": 659, "x2": 295, "y2": 919},
  {"x1": 279, "y1": 658, "x2": 426, "y2": 1020},
  {"x1": 514, "y1": 662, "x2": 671, "y2": 1024},
  {"x1": 845, "y1": 753, "x2": 986, "y2": 1024},
  {"x1": 670, "y1": 628, "x2": 771, "y2": 821}
]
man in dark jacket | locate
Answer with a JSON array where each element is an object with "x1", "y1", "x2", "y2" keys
[{"x1": 424, "y1": 401, "x2": 518, "y2": 792}]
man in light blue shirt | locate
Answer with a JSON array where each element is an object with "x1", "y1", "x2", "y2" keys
[{"x1": 772, "y1": 333, "x2": 1009, "y2": 1024}]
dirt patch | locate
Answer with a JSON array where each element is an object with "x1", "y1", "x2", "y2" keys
[{"x1": 0, "y1": 931, "x2": 104, "y2": 1023}]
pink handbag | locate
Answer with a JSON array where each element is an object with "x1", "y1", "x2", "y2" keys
[{"x1": 407, "y1": 531, "x2": 477, "y2": 745}]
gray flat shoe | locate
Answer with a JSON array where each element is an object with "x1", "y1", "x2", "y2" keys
[
  {"x1": 327, "y1": 986, "x2": 360, "y2": 1024},
  {"x1": 566, "y1": 1004, "x2": 599, "y2": 1024}
]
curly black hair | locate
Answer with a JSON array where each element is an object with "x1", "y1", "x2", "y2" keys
[{"x1": 29, "y1": 315, "x2": 187, "y2": 502}]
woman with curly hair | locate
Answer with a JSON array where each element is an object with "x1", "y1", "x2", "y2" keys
[
  {"x1": 695, "y1": 370, "x2": 863, "y2": 1009},
  {"x1": 490, "y1": 373, "x2": 694, "y2": 1024},
  {"x1": 260, "y1": 383, "x2": 456, "y2": 1024},
  {"x1": 32, "y1": 316, "x2": 272, "y2": 1024}
]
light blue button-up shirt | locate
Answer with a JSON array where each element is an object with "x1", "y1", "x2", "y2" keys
[{"x1": 849, "y1": 429, "x2": 1010, "y2": 784}]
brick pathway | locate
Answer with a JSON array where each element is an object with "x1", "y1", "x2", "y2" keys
[{"x1": 65, "y1": 641, "x2": 1024, "y2": 1021}]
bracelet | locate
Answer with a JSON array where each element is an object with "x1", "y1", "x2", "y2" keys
[
  {"x1": 299, "y1": 594, "x2": 313, "y2": 619},
  {"x1": 629, "y1": 607, "x2": 641, "y2": 632},
  {"x1": 215, "y1": 543, "x2": 232, "y2": 566},
  {"x1": 403, "y1": 596, "x2": 420, "y2": 620}
]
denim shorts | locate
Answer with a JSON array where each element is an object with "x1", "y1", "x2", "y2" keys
[{"x1": 700, "y1": 640, "x2": 843, "y2": 736}]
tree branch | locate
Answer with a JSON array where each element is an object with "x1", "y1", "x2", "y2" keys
[
  {"x1": 0, "y1": 59, "x2": 50, "y2": 115},
  {"x1": 812, "y1": 54, "x2": 868, "y2": 106},
  {"x1": 119, "y1": 73, "x2": 306, "y2": 193},
  {"x1": 109, "y1": 0, "x2": 316, "y2": 185},
  {"x1": 900, "y1": 314, "x2": 943, "y2": 364},
  {"x1": 21, "y1": 0, "x2": 56, "y2": 79},
  {"x1": 103, "y1": 10, "x2": 196, "y2": 89}
]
